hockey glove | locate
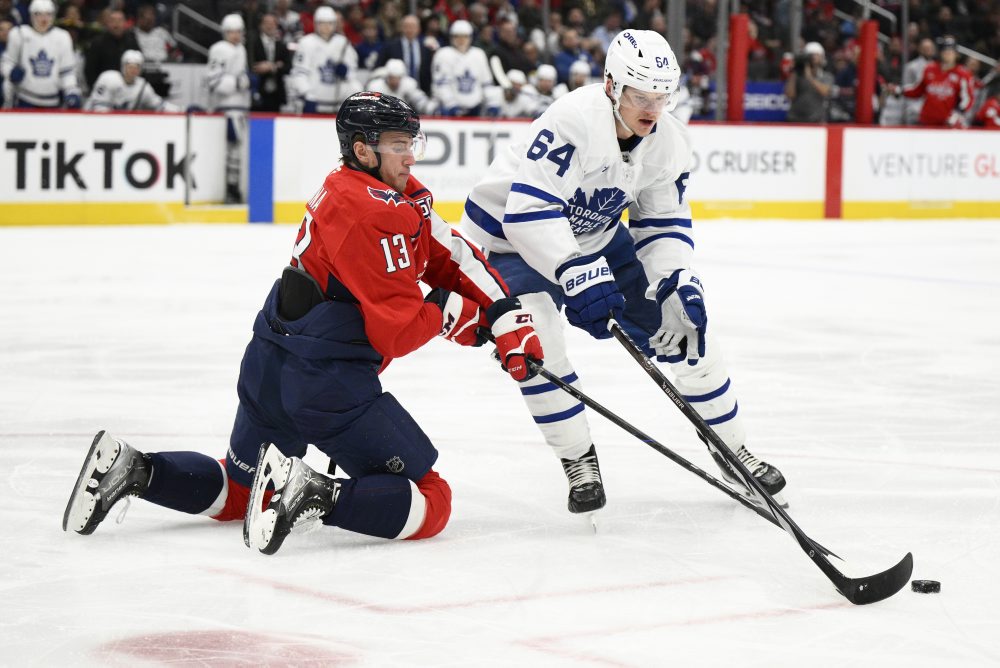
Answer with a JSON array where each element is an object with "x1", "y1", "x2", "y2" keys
[
  {"x1": 302, "y1": 100, "x2": 318, "y2": 114},
  {"x1": 10, "y1": 65, "x2": 25, "y2": 84},
  {"x1": 425, "y1": 288, "x2": 488, "y2": 347},
  {"x1": 333, "y1": 63, "x2": 349, "y2": 79},
  {"x1": 650, "y1": 269, "x2": 707, "y2": 364},
  {"x1": 487, "y1": 297, "x2": 544, "y2": 382},
  {"x1": 64, "y1": 93, "x2": 82, "y2": 109},
  {"x1": 558, "y1": 256, "x2": 625, "y2": 340}
]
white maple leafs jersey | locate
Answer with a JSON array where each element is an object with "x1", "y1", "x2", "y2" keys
[
  {"x1": 291, "y1": 33, "x2": 363, "y2": 106},
  {"x1": 484, "y1": 84, "x2": 541, "y2": 119},
  {"x1": 206, "y1": 40, "x2": 250, "y2": 111},
  {"x1": 85, "y1": 70, "x2": 175, "y2": 112},
  {"x1": 431, "y1": 45, "x2": 492, "y2": 111},
  {"x1": 461, "y1": 83, "x2": 694, "y2": 292},
  {"x1": 366, "y1": 74, "x2": 437, "y2": 114},
  {"x1": 1, "y1": 24, "x2": 79, "y2": 107}
]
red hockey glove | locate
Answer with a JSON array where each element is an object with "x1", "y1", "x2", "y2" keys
[
  {"x1": 425, "y1": 288, "x2": 489, "y2": 347},
  {"x1": 487, "y1": 297, "x2": 544, "y2": 381}
]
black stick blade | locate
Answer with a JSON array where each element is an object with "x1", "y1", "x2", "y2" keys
[{"x1": 838, "y1": 552, "x2": 914, "y2": 605}]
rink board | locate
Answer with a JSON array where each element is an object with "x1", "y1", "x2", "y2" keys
[{"x1": 3, "y1": 111, "x2": 1000, "y2": 224}]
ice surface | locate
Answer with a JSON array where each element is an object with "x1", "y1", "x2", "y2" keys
[{"x1": 1, "y1": 221, "x2": 999, "y2": 666}]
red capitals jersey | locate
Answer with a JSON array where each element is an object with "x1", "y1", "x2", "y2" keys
[
  {"x1": 290, "y1": 166, "x2": 507, "y2": 360},
  {"x1": 903, "y1": 62, "x2": 974, "y2": 126},
  {"x1": 976, "y1": 98, "x2": 1000, "y2": 130}
]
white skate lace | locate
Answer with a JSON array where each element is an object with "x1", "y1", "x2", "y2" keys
[
  {"x1": 736, "y1": 446, "x2": 767, "y2": 476},
  {"x1": 115, "y1": 496, "x2": 132, "y2": 524},
  {"x1": 564, "y1": 455, "x2": 601, "y2": 487}
]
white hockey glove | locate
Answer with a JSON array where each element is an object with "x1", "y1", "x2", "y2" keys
[{"x1": 649, "y1": 269, "x2": 707, "y2": 364}]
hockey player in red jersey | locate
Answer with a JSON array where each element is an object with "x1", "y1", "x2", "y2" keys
[
  {"x1": 63, "y1": 92, "x2": 544, "y2": 554},
  {"x1": 975, "y1": 85, "x2": 1000, "y2": 130},
  {"x1": 900, "y1": 36, "x2": 974, "y2": 127}
]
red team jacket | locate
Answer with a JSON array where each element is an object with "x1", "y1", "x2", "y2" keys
[
  {"x1": 903, "y1": 62, "x2": 975, "y2": 126},
  {"x1": 290, "y1": 165, "x2": 507, "y2": 361}
]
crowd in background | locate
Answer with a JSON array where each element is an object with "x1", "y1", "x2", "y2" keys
[{"x1": 1, "y1": 0, "x2": 999, "y2": 127}]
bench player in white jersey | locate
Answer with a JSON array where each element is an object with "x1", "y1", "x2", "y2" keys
[
  {"x1": 460, "y1": 30, "x2": 787, "y2": 515},
  {"x1": 206, "y1": 14, "x2": 251, "y2": 203},
  {"x1": 430, "y1": 20, "x2": 492, "y2": 116},
  {"x1": 291, "y1": 6, "x2": 362, "y2": 114},
  {"x1": 366, "y1": 58, "x2": 437, "y2": 114},
  {"x1": 1, "y1": 0, "x2": 80, "y2": 109},
  {"x1": 86, "y1": 50, "x2": 178, "y2": 112}
]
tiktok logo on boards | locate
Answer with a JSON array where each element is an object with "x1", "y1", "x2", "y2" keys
[{"x1": 4, "y1": 140, "x2": 197, "y2": 191}]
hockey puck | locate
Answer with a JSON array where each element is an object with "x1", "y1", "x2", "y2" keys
[{"x1": 911, "y1": 580, "x2": 941, "y2": 594}]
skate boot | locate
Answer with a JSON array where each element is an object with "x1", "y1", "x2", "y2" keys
[
  {"x1": 244, "y1": 443, "x2": 340, "y2": 555},
  {"x1": 707, "y1": 440, "x2": 786, "y2": 497},
  {"x1": 560, "y1": 444, "x2": 606, "y2": 514},
  {"x1": 63, "y1": 430, "x2": 152, "y2": 535}
]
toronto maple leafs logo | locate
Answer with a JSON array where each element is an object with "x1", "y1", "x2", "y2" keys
[
  {"x1": 456, "y1": 68, "x2": 476, "y2": 94},
  {"x1": 319, "y1": 58, "x2": 337, "y2": 84},
  {"x1": 563, "y1": 187, "x2": 630, "y2": 235},
  {"x1": 31, "y1": 50, "x2": 54, "y2": 77},
  {"x1": 368, "y1": 186, "x2": 406, "y2": 206}
]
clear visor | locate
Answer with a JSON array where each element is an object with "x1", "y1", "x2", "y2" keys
[
  {"x1": 372, "y1": 131, "x2": 427, "y2": 161},
  {"x1": 619, "y1": 87, "x2": 669, "y2": 113}
]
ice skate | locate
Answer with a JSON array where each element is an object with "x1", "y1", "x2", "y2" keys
[
  {"x1": 560, "y1": 444, "x2": 606, "y2": 529},
  {"x1": 244, "y1": 443, "x2": 340, "y2": 555},
  {"x1": 706, "y1": 440, "x2": 787, "y2": 506},
  {"x1": 63, "y1": 430, "x2": 152, "y2": 535}
]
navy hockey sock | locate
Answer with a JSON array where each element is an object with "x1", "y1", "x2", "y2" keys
[
  {"x1": 323, "y1": 474, "x2": 415, "y2": 539},
  {"x1": 145, "y1": 451, "x2": 225, "y2": 515}
]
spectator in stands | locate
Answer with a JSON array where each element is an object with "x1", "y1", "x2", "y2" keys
[
  {"x1": 85, "y1": 9, "x2": 138, "y2": 90},
  {"x1": 493, "y1": 17, "x2": 532, "y2": 74},
  {"x1": 132, "y1": 4, "x2": 177, "y2": 98},
  {"x1": 249, "y1": 13, "x2": 290, "y2": 112},
  {"x1": 974, "y1": 81, "x2": 1000, "y2": 129},
  {"x1": 785, "y1": 41, "x2": 836, "y2": 122},
  {"x1": 273, "y1": 0, "x2": 302, "y2": 46},
  {"x1": 0, "y1": 0, "x2": 21, "y2": 25},
  {"x1": 0, "y1": 18, "x2": 9, "y2": 107},
  {"x1": 553, "y1": 29, "x2": 594, "y2": 84},
  {"x1": 355, "y1": 17, "x2": 383, "y2": 71},
  {"x1": 367, "y1": 57, "x2": 436, "y2": 113},
  {"x1": 467, "y1": 2, "x2": 489, "y2": 33},
  {"x1": 900, "y1": 37, "x2": 936, "y2": 124},
  {"x1": 85, "y1": 49, "x2": 177, "y2": 111},
  {"x1": 520, "y1": 40, "x2": 542, "y2": 75},
  {"x1": 590, "y1": 7, "x2": 622, "y2": 53},
  {"x1": 380, "y1": 14, "x2": 432, "y2": 94},
  {"x1": 133, "y1": 5, "x2": 178, "y2": 66},
  {"x1": 431, "y1": 19, "x2": 491, "y2": 116}
]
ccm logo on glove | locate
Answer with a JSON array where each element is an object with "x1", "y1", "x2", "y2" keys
[{"x1": 487, "y1": 297, "x2": 544, "y2": 381}]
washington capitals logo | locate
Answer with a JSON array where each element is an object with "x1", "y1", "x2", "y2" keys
[
  {"x1": 30, "y1": 50, "x2": 54, "y2": 77},
  {"x1": 563, "y1": 186, "x2": 630, "y2": 234},
  {"x1": 318, "y1": 58, "x2": 337, "y2": 84},
  {"x1": 368, "y1": 186, "x2": 406, "y2": 206}
]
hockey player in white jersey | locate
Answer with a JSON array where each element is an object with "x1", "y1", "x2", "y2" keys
[
  {"x1": 291, "y1": 6, "x2": 362, "y2": 114},
  {"x1": 431, "y1": 20, "x2": 492, "y2": 116},
  {"x1": 485, "y1": 68, "x2": 539, "y2": 118},
  {"x1": 206, "y1": 14, "x2": 251, "y2": 203},
  {"x1": 460, "y1": 30, "x2": 787, "y2": 515},
  {"x1": 366, "y1": 58, "x2": 437, "y2": 114},
  {"x1": 1, "y1": 0, "x2": 80, "y2": 109},
  {"x1": 86, "y1": 50, "x2": 178, "y2": 112}
]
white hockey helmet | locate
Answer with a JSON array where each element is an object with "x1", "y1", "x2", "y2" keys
[
  {"x1": 507, "y1": 69, "x2": 526, "y2": 85},
  {"x1": 314, "y1": 6, "x2": 337, "y2": 24},
  {"x1": 29, "y1": 0, "x2": 56, "y2": 14},
  {"x1": 120, "y1": 49, "x2": 144, "y2": 69},
  {"x1": 569, "y1": 60, "x2": 591, "y2": 77},
  {"x1": 603, "y1": 29, "x2": 681, "y2": 111},
  {"x1": 450, "y1": 19, "x2": 473, "y2": 36},
  {"x1": 803, "y1": 41, "x2": 825, "y2": 57},
  {"x1": 535, "y1": 64, "x2": 557, "y2": 81},
  {"x1": 220, "y1": 13, "x2": 245, "y2": 34},
  {"x1": 385, "y1": 59, "x2": 406, "y2": 78}
]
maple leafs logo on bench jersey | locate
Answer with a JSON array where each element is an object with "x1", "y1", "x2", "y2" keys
[{"x1": 367, "y1": 186, "x2": 406, "y2": 207}]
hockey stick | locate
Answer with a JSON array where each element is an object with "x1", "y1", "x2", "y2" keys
[
  {"x1": 519, "y1": 355, "x2": 839, "y2": 559},
  {"x1": 608, "y1": 319, "x2": 913, "y2": 605},
  {"x1": 489, "y1": 55, "x2": 512, "y2": 89}
]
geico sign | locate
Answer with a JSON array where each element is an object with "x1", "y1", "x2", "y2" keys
[{"x1": 4, "y1": 140, "x2": 195, "y2": 191}]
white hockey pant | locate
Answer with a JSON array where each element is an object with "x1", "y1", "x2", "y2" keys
[{"x1": 225, "y1": 111, "x2": 247, "y2": 187}]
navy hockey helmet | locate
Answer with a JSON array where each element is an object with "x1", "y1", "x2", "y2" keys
[{"x1": 336, "y1": 92, "x2": 421, "y2": 160}]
